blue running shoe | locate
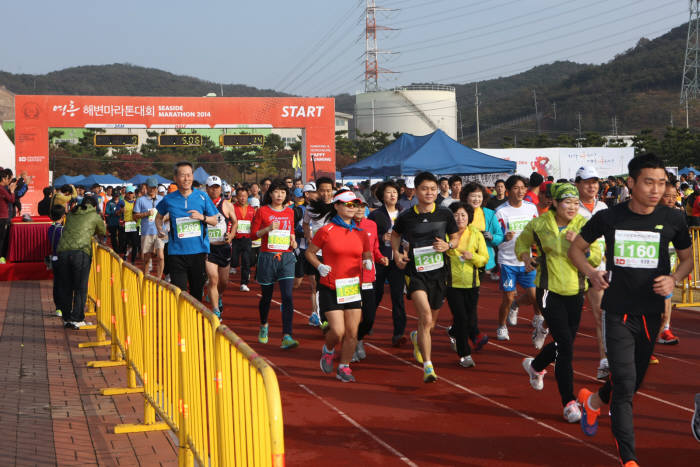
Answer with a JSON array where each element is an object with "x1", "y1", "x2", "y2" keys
[
  {"x1": 258, "y1": 325, "x2": 269, "y2": 344},
  {"x1": 280, "y1": 334, "x2": 299, "y2": 349},
  {"x1": 308, "y1": 312, "x2": 321, "y2": 327},
  {"x1": 213, "y1": 308, "x2": 221, "y2": 319}
]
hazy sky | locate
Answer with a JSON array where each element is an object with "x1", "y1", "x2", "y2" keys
[{"x1": 1, "y1": 0, "x2": 690, "y2": 96}]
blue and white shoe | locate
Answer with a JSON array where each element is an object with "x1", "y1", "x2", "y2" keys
[{"x1": 308, "y1": 312, "x2": 321, "y2": 327}]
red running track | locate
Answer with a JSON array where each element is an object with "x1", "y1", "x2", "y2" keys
[{"x1": 214, "y1": 273, "x2": 699, "y2": 466}]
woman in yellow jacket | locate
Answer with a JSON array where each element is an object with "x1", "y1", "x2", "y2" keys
[
  {"x1": 446, "y1": 202, "x2": 489, "y2": 368},
  {"x1": 515, "y1": 183, "x2": 601, "y2": 423}
]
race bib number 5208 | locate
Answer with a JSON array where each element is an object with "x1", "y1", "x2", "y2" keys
[{"x1": 613, "y1": 230, "x2": 660, "y2": 269}]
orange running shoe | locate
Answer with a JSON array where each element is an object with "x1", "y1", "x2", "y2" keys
[
  {"x1": 649, "y1": 354, "x2": 659, "y2": 364},
  {"x1": 623, "y1": 461, "x2": 639, "y2": 467},
  {"x1": 577, "y1": 388, "x2": 600, "y2": 436},
  {"x1": 657, "y1": 328, "x2": 679, "y2": 345}
]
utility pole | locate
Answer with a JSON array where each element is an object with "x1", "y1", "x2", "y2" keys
[
  {"x1": 552, "y1": 102, "x2": 557, "y2": 121},
  {"x1": 533, "y1": 89, "x2": 540, "y2": 134},
  {"x1": 576, "y1": 112, "x2": 583, "y2": 148},
  {"x1": 681, "y1": 0, "x2": 700, "y2": 127},
  {"x1": 365, "y1": 0, "x2": 397, "y2": 91},
  {"x1": 475, "y1": 82, "x2": 481, "y2": 148}
]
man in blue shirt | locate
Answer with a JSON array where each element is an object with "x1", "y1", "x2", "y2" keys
[
  {"x1": 155, "y1": 162, "x2": 218, "y2": 301},
  {"x1": 134, "y1": 176, "x2": 164, "y2": 278}
]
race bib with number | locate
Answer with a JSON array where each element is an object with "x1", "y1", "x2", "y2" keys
[
  {"x1": 613, "y1": 230, "x2": 660, "y2": 269},
  {"x1": 336, "y1": 277, "x2": 361, "y2": 304},
  {"x1": 413, "y1": 245, "x2": 444, "y2": 272},
  {"x1": 237, "y1": 220, "x2": 251, "y2": 234},
  {"x1": 362, "y1": 282, "x2": 374, "y2": 290},
  {"x1": 252, "y1": 238, "x2": 262, "y2": 248},
  {"x1": 507, "y1": 217, "x2": 530, "y2": 233},
  {"x1": 148, "y1": 209, "x2": 157, "y2": 223},
  {"x1": 176, "y1": 217, "x2": 202, "y2": 239},
  {"x1": 268, "y1": 229, "x2": 291, "y2": 250},
  {"x1": 208, "y1": 226, "x2": 225, "y2": 242},
  {"x1": 124, "y1": 221, "x2": 137, "y2": 233}
]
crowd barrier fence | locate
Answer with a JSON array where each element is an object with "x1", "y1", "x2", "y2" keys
[{"x1": 80, "y1": 242, "x2": 285, "y2": 466}]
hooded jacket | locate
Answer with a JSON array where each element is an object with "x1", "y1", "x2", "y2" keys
[{"x1": 57, "y1": 205, "x2": 106, "y2": 256}]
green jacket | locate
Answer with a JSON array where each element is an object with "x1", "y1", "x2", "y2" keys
[
  {"x1": 515, "y1": 211, "x2": 601, "y2": 296},
  {"x1": 57, "y1": 205, "x2": 106, "y2": 256},
  {"x1": 447, "y1": 225, "x2": 489, "y2": 289}
]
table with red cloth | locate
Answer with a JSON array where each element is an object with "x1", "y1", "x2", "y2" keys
[{"x1": 8, "y1": 216, "x2": 52, "y2": 263}]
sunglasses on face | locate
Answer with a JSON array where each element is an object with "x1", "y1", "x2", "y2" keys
[{"x1": 339, "y1": 201, "x2": 361, "y2": 208}]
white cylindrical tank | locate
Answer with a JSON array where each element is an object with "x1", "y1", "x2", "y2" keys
[{"x1": 355, "y1": 85, "x2": 457, "y2": 139}]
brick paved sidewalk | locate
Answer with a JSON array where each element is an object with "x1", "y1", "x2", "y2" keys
[{"x1": 0, "y1": 281, "x2": 178, "y2": 467}]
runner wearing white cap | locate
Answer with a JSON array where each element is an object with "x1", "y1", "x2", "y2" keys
[
  {"x1": 204, "y1": 175, "x2": 238, "y2": 318},
  {"x1": 575, "y1": 165, "x2": 610, "y2": 379}
]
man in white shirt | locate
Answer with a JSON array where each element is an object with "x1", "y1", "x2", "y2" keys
[
  {"x1": 440, "y1": 175, "x2": 462, "y2": 208},
  {"x1": 495, "y1": 175, "x2": 541, "y2": 342}
]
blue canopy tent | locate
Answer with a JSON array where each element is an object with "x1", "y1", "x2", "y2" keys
[
  {"x1": 193, "y1": 167, "x2": 210, "y2": 185},
  {"x1": 679, "y1": 167, "x2": 699, "y2": 176},
  {"x1": 53, "y1": 174, "x2": 85, "y2": 186},
  {"x1": 73, "y1": 174, "x2": 125, "y2": 187},
  {"x1": 341, "y1": 129, "x2": 516, "y2": 177},
  {"x1": 128, "y1": 174, "x2": 173, "y2": 185}
]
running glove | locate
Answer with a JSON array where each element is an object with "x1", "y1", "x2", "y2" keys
[
  {"x1": 317, "y1": 263, "x2": 332, "y2": 277},
  {"x1": 363, "y1": 259, "x2": 373, "y2": 270},
  {"x1": 482, "y1": 231, "x2": 493, "y2": 241}
]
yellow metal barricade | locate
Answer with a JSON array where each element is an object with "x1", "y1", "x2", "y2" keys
[
  {"x1": 178, "y1": 293, "x2": 221, "y2": 467},
  {"x1": 678, "y1": 227, "x2": 700, "y2": 307},
  {"x1": 81, "y1": 245, "x2": 116, "y2": 350},
  {"x1": 85, "y1": 241, "x2": 98, "y2": 317},
  {"x1": 215, "y1": 325, "x2": 285, "y2": 467},
  {"x1": 101, "y1": 262, "x2": 145, "y2": 396}
]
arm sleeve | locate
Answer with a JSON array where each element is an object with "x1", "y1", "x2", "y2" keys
[
  {"x1": 311, "y1": 226, "x2": 328, "y2": 249},
  {"x1": 204, "y1": 196, "x2": 218, "y2": 217},
  {"x1": 672, "y1": 211, "x2": 692, "y2": 250},
  {"x1": 471, "y1": 232, "x2": 489, "y2": 268},
  {"x1": 579, "y1": 211, "x2": 605, "y2": 245},
  {"x1": 587, "y1": 236, "x2": 602, "y2": 268},
  {"x1": 251, "y1": 209, "x2": 264, "y2": 239},
  {"x1": 133, "y1": 198, "x2": 144, "y2": 214},
  {"x1": 487, "y1": 211, "x2": 504, "y2": 246},
  {"x1": 156, "y1": 197, "x2": 167, "y2": 215},
  {"x1": 514, "y1": 220, "x2": 535, "y2": 259},
  {"x1": 94, "y1": 216, "x2": 107, "y2": 236},
  {"x1": 371, "y1": 230, "x2": 383, "y2": 261},
  {"x1": 362, "y1": 229, "x2": 372, "y2": 254}
]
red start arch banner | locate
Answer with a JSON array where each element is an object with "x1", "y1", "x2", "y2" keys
[{"x1": 14, "y1": 95, "x2": 336, "y2": 214}]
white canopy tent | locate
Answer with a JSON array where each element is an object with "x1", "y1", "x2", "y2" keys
[{"x1": 0, "y1": 127, "x2": 15, "y2": 173}]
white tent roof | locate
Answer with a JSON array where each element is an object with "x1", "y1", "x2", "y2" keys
[{"x1": 0, "y1": 127, "x2": 14, "y2": 173}]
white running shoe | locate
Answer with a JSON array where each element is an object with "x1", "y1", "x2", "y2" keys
[
  {"x1": 496, "y1": 326, "x2": 510, "y2": 341},
  {"x1": 240, "y1": 284, "x2": 250, "y2": 292},
  {"x1": 459, "y1": 355, "x2": 475, "y2": 368},
  {"x1": 230, "y1": 267, "x2": 237, "y2": 275},
  {"x1": 532, "y1": 325, "x2": 549, "y2": 350},
  {"x1": 522, "y1": 357, "x2": 546, "y2": 391},
  {"x1": 507, "y1": 303, "x2": 518, "y2": 326},
  {"x1": 563, "y1": 400, "x2": 582, "y2": 423},
  {"x1": 596, "y1": 358, "x2": 609, "y2": 380},
  {"x1": 532, "y1": 314, "x2": 544, "y2": 329},
  {"x1": 72, "y1": 321, "x2": 93, "y2": 328}
]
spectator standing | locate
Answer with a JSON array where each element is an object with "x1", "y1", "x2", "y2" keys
[
  {"x1": 38, "y1": 187, "x2": 54, "y2": 216},
  {"x1": 0, "y1": 169, "x2": 17, "y2": 263},
  {"x1": 48, "y1": 203, "x2": 66, "y2": 317}
]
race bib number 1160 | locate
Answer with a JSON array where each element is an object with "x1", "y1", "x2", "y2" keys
[{"x1": 613, "y1": 230, "x2": 660, "y2": 269}]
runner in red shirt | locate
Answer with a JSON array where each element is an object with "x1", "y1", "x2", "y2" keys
[
  {"x1": 251, "y1": 179, "x2": 299, "y2": 349},
  {"x1": 306, "y1": 189, "x2": 373, "y2": 382},
  {"x1": 232, "y1": 186, "x2": 256, "y2": 291}
]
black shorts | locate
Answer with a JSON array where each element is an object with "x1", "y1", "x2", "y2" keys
[
  {"x1": 318, "y1": 283, "x2": 362, "y2": 313},
  {"x1": 406, "y1": 273, "x2": 447, "y2": 310},
  {"x1": 304, "y1": 253, "x2": 321, "y2": 276},
  {"x1": 294, "y1": 249, "x2": 305, "y2": 278},
  {"x1": 207, "y1": 243, "x2": 232, "y2": 268}
]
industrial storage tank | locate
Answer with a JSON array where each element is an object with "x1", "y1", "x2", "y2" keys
[{"x1": 355, "y1": 85, "x2": 457, "y2": 139}]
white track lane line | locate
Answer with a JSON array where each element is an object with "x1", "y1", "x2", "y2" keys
[
  {"x1": 381, "y1": 305, "x2": 695, "y2": 414},
  {"x1": 261, "y1": 296, "x2": 417, "y2": 467},
  {"x1": 267, "y1": 298, "x2": 618, "y2": 461}
]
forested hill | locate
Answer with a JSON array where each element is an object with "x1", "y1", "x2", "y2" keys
[
  {"x1": 0, "y1": 21, "x2": 693, "y2": 147},
  {"x1": 0, "y1": 63, "x2": 287, "y2": 97}
]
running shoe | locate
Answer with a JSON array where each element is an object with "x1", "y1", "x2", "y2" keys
[
  {"x1": 258, "y1": 324, "x2": 269, "y2": 344},
  {"x1": 649, "y1": 354, "x2": 659, "y2": 365},
  {"x1": 448, "y1": 335, "x2": 457, "y2": 353},
  {"x1": 496, "y1": 326, "x2": 510, "y2": 341},
  {"x1": 0, "y1": 257, "x2": 6, "y2": 264},
  {"x1": 532, "y1": 313, "x2": 544, "y2": 329},
  {"x1": 692, "y1": 393, "x2": 700, "y2": 442},
  {"x1": 320, "y1": 320, "x2": 330, "y2": 333},
  {"x1": 356, "y1": 340, "x2": 367, "y2": 360},
  {"x1": 410, "y1": 330, "x2": 423, "y2": 364},
  {"x1": 240, "y1": 284, "x2": 250, "y2": 292},
  {"x1": 488, "y1": 271, "x2": 500, "y2": 281},
  {"x1": 392, "y1": 335, "x2": 407, "y2": 347},
  {"x1": 423, "y1": 363, "x2": 438, "y2": 383},
  {"x1": 596, "y1": 358, "x2": 609, "y2": 380},
  {"x1": 657, "y1": 328, "x2": 679, "y2": 345},
  {"x1": 459, "y1": 355, "x2": 475, "y2": 368},
  {"x1": 507, "y1": 302, "x2": 518, "y2": 326},
  {"x1": 308, "y1": 312, "x2": 321, "y2": 327},
  {"x1": 230, "y1": 267, "x2": 237, "y2": 274},
  {"x1": 532, "y1": 325, "x2": 549, "y2": 350},
  {"x1": 213, "y1": 308, "x2": 221, "y2": 319},
  {"x1": 577, "y1": 387, "x2": 600, "y2": 436},
  {"x1": 563, "y1": 400, "x2": 582, "y2": 423},
  {"x1": 522, "y1": 357, "x2": 546, "y2": 391},
  {"x1": 55, "y1": 309, "x2": 62, "y2": 318},
  {"x1": 280, "y1": 334, "x2": 299, "y2": 349},
  {"x1": 472, "y1": 333, "x2": 488, "y2": 351},
  {"x1": 72, "y1": 321, "x2": 93, "y2": 328},
  {"x1": 623, "y1": 461, "x2": 639, "y2": 467},
  {"x1": 336, "y1": 366, "x2": 355, "y2": 383},
  {"x1": 320, "y1": 347, "x2": 334, "y2": 374}
]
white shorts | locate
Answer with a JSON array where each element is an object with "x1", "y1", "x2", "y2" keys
[{"x1": 141, "y1": 234, "x2": 164, "y2": 254}]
